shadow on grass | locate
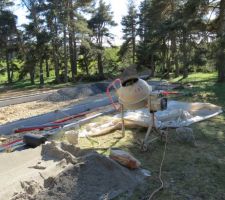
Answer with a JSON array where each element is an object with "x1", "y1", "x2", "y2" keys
[
  {"x1": 78, "y1": 105, "x2": 225, "y2": 200},
  {"x1": 112, "y1": 118, "x2": 225, "y2": 200},
  {"x1": 87, "y1": 81, "x2": 225, "y2": 200},
  {"x1": 73, "y1": 77, "x2": 225, "y2": 200},
  {"x1": 181, "y1": 82, "x2": 225, "y2": 109},
  {"x1": 0, "y1": 79, "x2": 77, "y2": 94}
]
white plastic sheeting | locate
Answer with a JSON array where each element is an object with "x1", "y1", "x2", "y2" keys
[
  {"x1": 79, "y1": 101, "x2": 223, "y2": 137},
  {"x1": 116, "y1": 101, "x2": 223, "y2": 128}
]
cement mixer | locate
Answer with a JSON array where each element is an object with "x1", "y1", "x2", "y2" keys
[
  {"x1": 107, "y1": 76, "x2": 167, "y2": 151},
  {"x1": 117, "y1": 78, "x2": 152, "y2": 110}
]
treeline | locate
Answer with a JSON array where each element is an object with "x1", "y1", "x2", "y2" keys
[
  {"x1": 0, "y1": 0, "x2": 225, "y2": 86},
  {"x1": 121, "y1": 0, "x2": 225, "y2": 82}
]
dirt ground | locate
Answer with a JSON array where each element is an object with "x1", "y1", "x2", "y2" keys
[
  {"x1": 0, "y1": 82, "x2": 109, "y2": 125},
  {"x1": 0, "y1": 93, "x2": 105, "y2": 125},
  {"x1": 0, "y1": 140, "x2": 149, "y2": 200},
  {"x1": 1, "y1": 76, "x2": 225, "y2": 199},
  {"x1": 0, "y1": 87, "x2": 58, "y2": 99}
]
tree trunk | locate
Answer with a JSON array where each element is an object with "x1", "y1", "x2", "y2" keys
[
  {"x1": 30, "y1": 69, "x2": 35, "y2": 85},
  {"x1": 217, "y1": 48, "x2": 225, "y2": 82},
  {"x1": 52, "y1": 16, "x2": 60, "y2": 84},
  {"x1": 175, "y1": 55, "x2": 179, "y2": 77},
  {"x1": 132, "y1": 36, "x2": 136, "y2": 64},
  {"x1": 39, "y1": 58, "x2": 44, "y2": 87},
  {"x1": 5, "y1": 52, "x2": 12, "y2": 84},
  {"x1": 182, "y1": 29, "x2": 188, "y2": 78},
  {"x1": 11, "y1": 68, "x2": 14, "y2": 82},
  {"x1": 53, "y1": 50, "x2": 60, "y2": 83},
  {"x1": 52, "y1": 40, "x2": 60, "y2": 83},
  {"x1": 162, "y1": 39, "x2": 167, "y2": 73},
  {"x1": 150, "y1": 54, "x2": 155, "y2": 77},
  {"x1": 63, "y1": 24, "x2": 68, "y2": 83},
  {"x1": 217, "y1": 0, "x2": 225, "y2": 82},
  {"x1": 69, "y1": 32, "x2": 76, "y2": 82},
  {"x1": 170, "y1": 0, "x2": 179, "y2": 77},
  {"x1": 68, "y1": 1, "x2": 77, "y2": 82},
  {"x1": 171, "y1": 32, "x2": 179, "y2": 77},
  {"x1": 84, "y1": 58, "x2": 89, "y2": 76},
  {"x1": 97, "y1": 52, "x2": 104, "y2": 78},
  {"x1": 45, "y1": 58, "x2": 49, "y2": 78},
  {"x1": 132, "y1": 20, "x2": 136, "y2": 64},
  {"x1": 85, "y1": 65, "x2": 89, "y2": 76},
  {"x1": 74, "y1": 39, "x2": 77, "y2": 76},
  {"x1": 166, "y1": 40, "x2": 171, "y2": 76}
]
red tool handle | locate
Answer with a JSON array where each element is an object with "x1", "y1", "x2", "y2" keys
[
  {"x1": 161, "y1": 91, "x2": 179, "y2": 96},
  {"x1": 14, "y1": 125, "x2": 60, "y2": 133}
]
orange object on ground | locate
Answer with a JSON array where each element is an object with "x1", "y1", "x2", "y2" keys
[{"x1": 110, "y1": 149, "x2": 141, "y2": 169}]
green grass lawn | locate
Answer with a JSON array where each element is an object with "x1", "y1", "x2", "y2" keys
[
  {"x1": 170, "y1": 72, "x2": 225, "y2": 108},
  {"x1": 0, "y1": 76, "x2": 77, "y2": 94},
  {"x1": 171, "y1": 72, "x2": 217, "y2": 83},
  {"x1": 78, "y1": 72, "x2": 225, "y2": 200}
]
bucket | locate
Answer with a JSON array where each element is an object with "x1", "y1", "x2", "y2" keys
[{"x1": 65, "y1": 130, "x2": 78, "y2": 145}]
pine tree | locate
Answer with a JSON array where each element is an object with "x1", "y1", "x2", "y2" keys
[
  {"x1": 120, "y1": 0, "x2": 138, "y2": 64},
  {"x1": 21, "y1": 0, "x2": 50, "y2": 87},
  {"x1": 0, "y1": 0, "x2": 17, "y2": 83},
  {"x1": 65, "y1": 0, "x2": 93, "y2": 82},
  {"x1": 216, "y1": 0, "x2": 225, "y2": 82},
  {"x1": 88, "y1": 0, "x2": 117, "y2": 78}
]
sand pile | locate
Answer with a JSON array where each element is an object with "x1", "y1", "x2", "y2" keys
[{"x1": 0, "y1": 142, "x2": 149, "y2": 200}]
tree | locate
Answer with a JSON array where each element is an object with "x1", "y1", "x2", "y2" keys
[
  {"x1": 137, "y1": 0, "x2": 172, "y2": 75},
  {"x1": 0, "y1": 0, "x2": 222, "y2": 85},
  {"x1": 78, "y1": 39, "x2": 94, "y2": 76},
  {"x1": 88, "y1": 0, "x2": 117, "y2": 79},
  {"x1": 67, "y1": 0, "x2": 93, "y2": 82},
  {"x1": 44, "y1": 0, "x2": 61, "y2": 83},
  {"x1": 22, "y1": 0, "x2": 51, "y2": 87},
  {"x1": 19, "y1": 44, "x2": 37, "y2": 85},
  {"x1": 120, "y1": 0, "x2": 138, "y2": 64},
  {"x1": 216, "y1": 0, "x2": 225, "y2": 82},
  {"x1": 0, "y1": 1, "x2": 18, "y2": 83},
  {"x1": 43, "y1": 0, "x2": 93, "y2": 83},
  {"x1": 136, "y1": 0, "x2": 210, "y2": 78}
]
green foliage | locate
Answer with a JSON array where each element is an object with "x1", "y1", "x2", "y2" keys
[
  {"x1": 0, "y1": 0, "x2": 225, "y2": 86},
  {"x1": 134, "y1": 0, "x2": 220, "y2": 79},
  {"x1": 103, "y1": 47, "x2": 120, "y2": 75},
  {"x1": 0, "y1": 0, "x2": 18, "y2": 83},
  {"x1": 119, "y1": 0, "x2": 138, "y2": 64},
  {"x1": 78, "y1": 40, "x2": 94, "y2": 76},
  {"x1": 88, "y1": 0, "x2": 117, "y2": 78}
]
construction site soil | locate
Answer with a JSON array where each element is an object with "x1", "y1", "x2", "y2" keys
[
  {"x1": 0, "y1": 81, "x2": 181, "y2": 125},
  {"x1": 0, "y1": 83, "x2": 108, "y2": 125},
  {"x1": 0, "y1": 142, "x2": 148, "y2": 200}
]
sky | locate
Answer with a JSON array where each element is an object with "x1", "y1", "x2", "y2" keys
[{"x1": 12, "y1": 0, "x2": 142, "y2": 45}]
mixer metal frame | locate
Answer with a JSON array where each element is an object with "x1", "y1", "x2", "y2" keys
[{"x1": 120, "y1": 96, "x2": 163, "y2": 151}]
